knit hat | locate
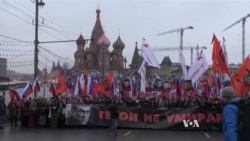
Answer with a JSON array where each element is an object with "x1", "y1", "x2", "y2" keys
[{"x1": 222, "y1": 86, "x2": 236, "y2": 100}]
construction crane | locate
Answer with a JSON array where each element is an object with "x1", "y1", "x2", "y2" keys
[
  {"x1": 223, "y1": 13, "x2": 250, "y2": 62},
  {"x1": 157, "y1": 26, "x2": 194, "y2": 50},
  {"x1": 152, "y1": 46, "x2": 207, "y2": 64}
]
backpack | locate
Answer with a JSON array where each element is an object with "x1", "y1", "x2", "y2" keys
[{"x1": 225, "y1": 99, "x2": 250, "y2": 141}]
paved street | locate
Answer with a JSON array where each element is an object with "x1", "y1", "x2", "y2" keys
[{"x1": 0, "y1": 125, "x2": 223, "y2": 141}]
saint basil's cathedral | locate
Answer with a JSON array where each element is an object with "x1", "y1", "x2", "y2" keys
[
  {"x1": 72, "y1": 8, "x2": 126, "y2": 77},
  {"x1": 49, "y1": 7, "x2": 161, "y2": 84}
]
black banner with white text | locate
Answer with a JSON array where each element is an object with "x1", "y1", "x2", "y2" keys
[{"x1": 65, "y1": 104, "x2": 222, "y2": 129}]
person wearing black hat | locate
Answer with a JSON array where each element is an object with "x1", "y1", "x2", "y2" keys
[
  {"x1": 222, "y1": 86, "x2": 241, "y2": 141},
  {"x1": 0, "y1": 95, "x2": 6, "y2": 129}
]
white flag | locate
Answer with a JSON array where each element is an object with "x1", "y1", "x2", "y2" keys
[
  {"x1": 222, "y1": 38, "x2": 229, "y2": 66},
  {"x1": 188, "y1": 50, "x2": 209, "y2": 85},
  {"x1": 179, "y1": 49, "x2": 188, "y2": 80},
  {"x1": 87, "y1": 75, "x2": 91, "y2": 95},
  {"x1": 73, "y1": 76, "x2": 80, "y2": 96},
  {"x1": 138, "y1": 60, "x2": 146, "y2": 92},
  {"x1": 195, "y1": 46, "x2": 200, "y2": 59},
  {"x1": 141, "y1": 39, "x2": 160, "y2": 68},
  {"x1": 222, "y1": 38, "x2": 230, "y2": 81},
  {"x1": 79, "y1": 73, "x2": 84, "y2": 91}
]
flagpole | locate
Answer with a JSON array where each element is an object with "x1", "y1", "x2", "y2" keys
[{"x1": 43, "y1": 57, "x2": 47, "y2": 98}]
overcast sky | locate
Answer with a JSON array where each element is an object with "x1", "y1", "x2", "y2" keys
[{"x1": 1, "y1": 0, "x2": 250, "y2": 74}]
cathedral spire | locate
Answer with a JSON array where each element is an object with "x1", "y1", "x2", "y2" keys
[
  {"x1": 96, "y1": 5, "x2": 101, "y2": 18},
  {"x1": 90, "y1": 7, "x2": 104, "y2": 50},
  {"x1": 130, "y1": 42, "x2": 142, "y2": 67}
]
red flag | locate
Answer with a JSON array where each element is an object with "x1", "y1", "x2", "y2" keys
[
  {"x1": 212, "y1": 34, "x2": 231, "y2": 76},
  {"x1": 83, "y1": 66, "x2": 89, "y2": 97},
  {"x1": 8, "y1": 85, "x2": 15, "y2": 100},
  {"x1": 55, "y1": 73, "x2": 67, "y2": 96},
  {"x1": 98, "y1": 71, "x2": 114, "y2": 97},
  {"x1": 92, "y1": 83, "x2": 99, "y2": 97},
  {"x1": 208, "y1": 75, "x2": 215, "y2": 87},
  {"x1": 231, "y1": 55, "x2": 250, "y2": 97},
  {"x1": 103, "y1": 72, "x2": 114, "y2": 89},
  {"x1": 106, "y1": 71, "x2": 114, "y2": 83}
]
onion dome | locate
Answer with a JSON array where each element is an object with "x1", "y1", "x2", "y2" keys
[
  {"x1": 97, "y1": 34, "x2": 110, "y2": 47},
  {"x1": 113, "y1": 35, "x2": 125, "y2": 49},
  {"x1": 76, "y1": 34, "x2": 85, "y2": 45},
  {"x1": 96, "y1": 7, "x2": 101, "y2": 13}
]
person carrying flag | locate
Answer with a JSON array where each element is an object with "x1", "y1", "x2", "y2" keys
[{"x1": 7, "y1": 99, "x2": 18, "y2": 127}]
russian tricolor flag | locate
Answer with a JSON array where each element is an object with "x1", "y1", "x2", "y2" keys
[
  {"x1": 73, "y1": 76, "x2": 82, "y2": 96},
  {"x1": 222, "y1": 74, "x2": 231, "y2": 87},
  {"x1": 9, "y1": 87, "x2": 22, "y2": 101},
  {"x1": 33, "y1": 77, "x2": 40, "y2": 93},
  {"x1": 130, "y1": 76, "x2": 137, "y2": 97},
  {"x1": 88, "y1": 76, "x2": 98, "y2": 97},
  {"x1": 111, "y1": 78, "x2": 117, "y2": 96},
  {"x1": 22, "y1": 83, "x2": 33, "y2": 98},
  {"x1": 176, "y1": 78, "x2": 183, "y2": 98},
  {"x1": 215, "y1": 74, "x2": 222, "y2": 96},
  {"x1": 49, "y1": 82, "x2": 56, "y2": 97}
]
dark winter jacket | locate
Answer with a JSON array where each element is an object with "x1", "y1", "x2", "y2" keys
[
  {"x1": 109, "y1": 104, "x2": 119, "y2": 119},
  {"x1": 0, "y1": 100, "x2": 6, "y2": 115}
]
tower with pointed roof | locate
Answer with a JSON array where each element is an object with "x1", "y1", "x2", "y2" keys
[
  {"x1": 74, "y1": 34, "x2": 86, "y2": 70},
  {"x1": 129, "y1": 42, "x2": 161, "y2": 82},
  {"x1": 89, "y1": 7, "x2": 105, "y2": 51},
  {"x1": 72, "y1": 8, "x2": 125, "y2": 76},
  {"x1": 129, "y1": 42, "x2": 142, "y2": 73},
  {"x1": 110, "y1": 35, "x2": 125, "y2": 74}
]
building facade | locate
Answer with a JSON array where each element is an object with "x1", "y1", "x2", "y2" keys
[{"x1": 72, "y1": 8, "x2": 126, "y2": 77}]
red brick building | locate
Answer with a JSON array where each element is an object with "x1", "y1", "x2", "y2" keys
[{"x1": 72, "y1": 8, "x2": 126, "y2": 77}]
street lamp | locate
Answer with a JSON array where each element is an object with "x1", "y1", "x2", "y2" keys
[{"x1": 34, "y1": 0, "x2": 45, "y2": 98}]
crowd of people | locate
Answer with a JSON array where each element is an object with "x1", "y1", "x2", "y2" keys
[{"x1": 0, "y1": 92, "x2": 227, "y2": 129}]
